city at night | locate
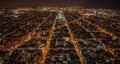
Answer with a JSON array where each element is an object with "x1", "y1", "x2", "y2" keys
[{"x1": 0, "y1": 0, "x2": 120, "y2": 64}]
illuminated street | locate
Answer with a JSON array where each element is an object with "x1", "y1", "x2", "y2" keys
[{"x1": 0, "y1": 8, "x2": 120, "y2": 64}]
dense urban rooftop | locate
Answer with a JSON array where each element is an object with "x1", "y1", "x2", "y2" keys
[{"x1": 0, "y1": 8, "x2": 120, "y2": 64}]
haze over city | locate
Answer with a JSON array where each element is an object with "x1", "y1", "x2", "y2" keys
[{"x1": 0, "y1": 0, "x2": 120, "y2": 9}]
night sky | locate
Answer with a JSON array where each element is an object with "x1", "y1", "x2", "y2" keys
[{"x1": 0, "y1": 0, "x2": 120, "y2": 9}]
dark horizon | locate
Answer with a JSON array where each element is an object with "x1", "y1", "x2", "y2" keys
[{"x1": 0, "y1": 0, "x2": 120, "y2": 9}]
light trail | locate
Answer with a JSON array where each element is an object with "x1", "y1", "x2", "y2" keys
[
  {"x1": 40, "y1": 16, "x2": 57, "y2": 64},
  {"x1": 80, "y1": 23, "x2": 115, "y2": 56},
  {"x1": 70, "y1": 13, "x2": 118, "y2": 56},
  {"x1": 9, "y1": 15, "x2": 50, "y2": 55},
  {"x1": 73, "y1": 14, "x2": 119, "y2": 40},
  {"x1": 82, "y1": 16, "x2": 119, "y2": 40},
  {"x1": 63, "y1": 14, "x2": 85, "y2": 64}
]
